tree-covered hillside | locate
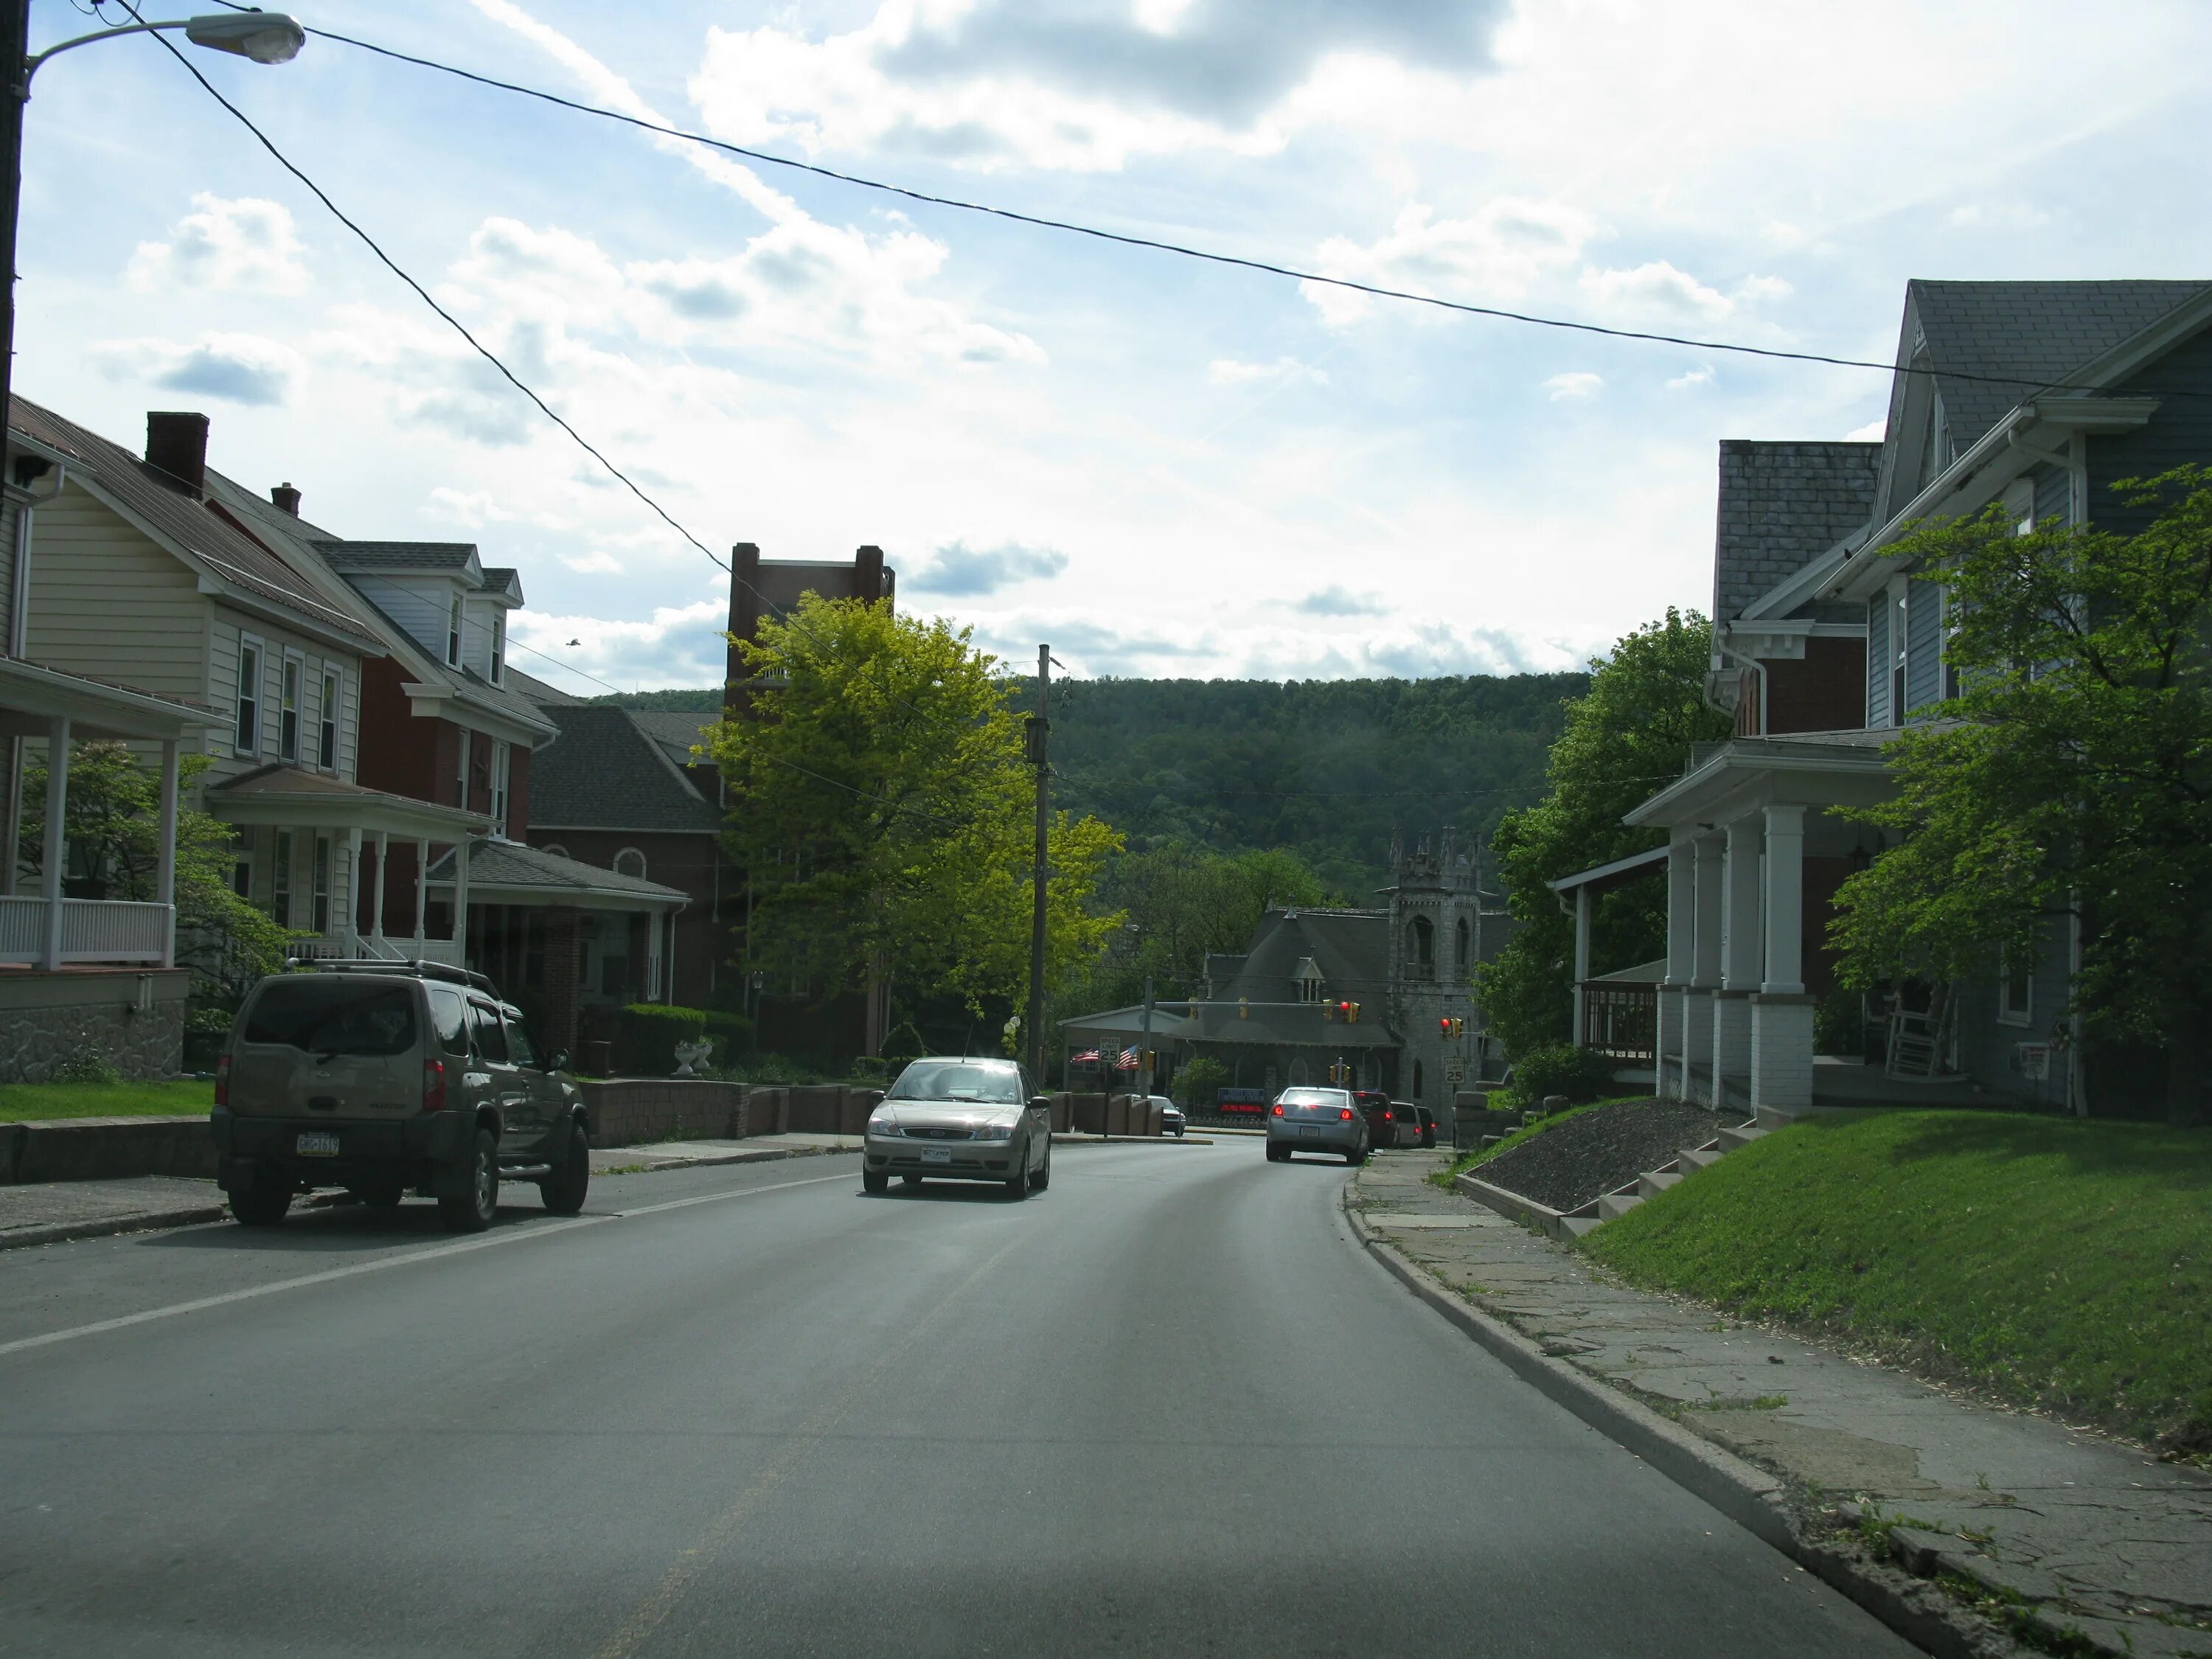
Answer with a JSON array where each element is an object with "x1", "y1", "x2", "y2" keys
[{"x1": 598, "y1": 674, "x2": 1583, "y2": 893}]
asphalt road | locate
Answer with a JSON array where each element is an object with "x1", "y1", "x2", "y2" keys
[{"x1": 0, "y1": 1142, "x2": 1916, "y2": 1658}]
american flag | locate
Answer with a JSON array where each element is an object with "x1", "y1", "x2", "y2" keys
[
  {"x1": 1116, "y1": 1047, "x2": 1140, "y2": 1070},
  {"x1": 1071, "y1": 1048, "x2": 1102, "y2": 1065}
]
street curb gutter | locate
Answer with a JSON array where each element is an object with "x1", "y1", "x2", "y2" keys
[{"x1": 1343, "y1": 1195, "x2": 2007, "y2": 1659}]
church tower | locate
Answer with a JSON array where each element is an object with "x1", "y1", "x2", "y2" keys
[{"x1": 1383, "y1": 828, "x2": 1484, "y2": 1113}]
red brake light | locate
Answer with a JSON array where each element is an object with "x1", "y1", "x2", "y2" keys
[
  {"x1": 1270, "y1": 1104, "x2": 1284, "y2": 1116},
  {"x1": 1383, "y1": 1110, "x2": 1394, "y2": 1121},
  {"x1": 422, "y1": 1058, "x2": 447, "y2": 1112},
  {"x1": 214, "y1": 1052, "x2": 230, "y2": 1107},
  {"x1": 1339, "y1": 1107, "x2": 1353, "y2": 1120}
]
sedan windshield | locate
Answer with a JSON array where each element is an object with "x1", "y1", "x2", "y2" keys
[{"x1": 890, "y1": 1059, "x2": 1024, "y2": 1104}]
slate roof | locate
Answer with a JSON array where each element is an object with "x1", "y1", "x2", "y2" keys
[
  {"x1": 1904, "y1": 279, "x2": 2211, "y2": 451},
  {"x1": 1179, "y1": 908, "x2": 1399, "y2": 1046},
  {"x1": 8, "y1": 397, "x2": 380, "y2": 647},
  {"x1": 422, "y1": 837, "x2": 686, "y2": 902},
  {"x1": 1712, "y1": 441, "x2": 1883, "y2": 621},
  {"x1": 528, "y1": 704, "x2": 720, "y2": 832},
  {"x1": 314, "y1": 541, "x2": 480, "y2": 571}
]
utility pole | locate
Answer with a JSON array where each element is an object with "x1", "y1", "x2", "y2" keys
[
  {"x1": 1, "y1": 0, "x2": 29, "y2": 431},
  {"x1": 1025, "y1": 644, "x2": 1050, "y2": 1085},
  {"x1": 1138, "y1": 972, "x2": 1155, "y2": 1107}
]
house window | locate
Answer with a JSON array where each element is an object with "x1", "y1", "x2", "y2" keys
[
  {"x1": 489, "y1": 740, "x2": 510, "y2": 834},
  {"x1": 455, "y1": 730, "x2": 471, "y2": 808},
  {"x1": 232, "y1": 835, "x2": 254, "y2": 901},
  {"x1": 490, "y1": 611, "x2": 506, "y2": 686},
  {"x1": 448, "y1": 595, "x2": 463, "y2": 667},
  {"x1": 279, "y1": 655, "x2": 302, "y2": 762},
  {"x1": 1295, "y1": 957, "x2": 1323, "y2": 1003},
  {"x1": 613, "y1": 847, "x2": 647, "y2": 880},
  {"x1": 318, "y1": 669, "x2": 340, "y2": 771},
  {"x1": 234, "y1": 640, "x2": 262, "y2": 755},
  {"x1": 1999, "y1": 954, "x2": 2033, "y2": 1026},
  {"x1": 272, "y1": 830, "x2": 294, "y2": 926},
  {"x1": 312, "y1": 835, "x2": 331, "y2": 935}
]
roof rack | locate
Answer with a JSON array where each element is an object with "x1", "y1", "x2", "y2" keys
[{"x1": 288, "y1": 956, "x2": 498, "y2": 993}]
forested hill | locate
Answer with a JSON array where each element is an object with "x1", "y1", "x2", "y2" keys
[{"x1": 591, "y1": 674, "x2": 1585, "y2": 894}]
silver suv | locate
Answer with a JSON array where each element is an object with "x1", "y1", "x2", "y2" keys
[{"x1": 213, "y1": 960, "x2": 589, "y2": 1232}]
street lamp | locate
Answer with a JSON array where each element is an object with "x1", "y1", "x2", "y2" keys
[{"x1": 1, "y1": 6, "x2": 307, "y2": 430}]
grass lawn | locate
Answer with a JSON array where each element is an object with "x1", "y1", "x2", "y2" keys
[
  {"x1": 1581, "y1": 1110, "x2": 2212, "y2": 1455},
  {"x1": 0, "y1": 1079, "x2": 217, "y2": 1121},
  {"x1": 1434, "y1": 1095, "x2": 1645, "y2": 1186}
]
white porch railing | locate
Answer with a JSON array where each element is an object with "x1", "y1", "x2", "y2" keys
[{"x1": 0, "y1": 896, "x2": 171, "y2": 965}]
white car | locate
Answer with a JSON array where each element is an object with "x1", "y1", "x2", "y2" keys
[
  {"x1": 1152, "y1": 1095, "x2": 1186, "y2": 1137},
  {"x1": 863, "y1": 1057, "x2": 1052, "y2": 1199}
]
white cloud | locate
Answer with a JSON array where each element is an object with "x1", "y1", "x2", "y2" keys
[
  {"x1": 425, "y1": 486, "x2": 571, "y2": 531},
  {"x1": 1579, "y1": 260, "x2": 1731, "y2": 320},
  {"x1": 1846, "y1": 418, "x2": 1888, "y2": 442},
  {"x1": 905, "y1": 540, "x2": 1068, "y2": 597},
  {"x1": 1947, "y1": 201, "x2": 2053, "y2": 231},
  {"x1": 1666, "y1": 364, "x2": 1716, "y2": 391},
  {"x1": 89, "y1": 333, "x2": 305, "y2": 406},
  {"x1": 1543, "y1": 371, "x2": 1601, "y2": 401},
  {"x1": 1302, "y1": 198, "x2": 1596, "y2": 325},
  {"x1": 1208, "y1": 355, "x2": 1329, "y2": 386},
  {"x1": 558, "y1": 550, "x2": 625, "y2": 574},
  {"x1": 1293, "y1": 585, "x2": 1388, "y2": 616},
  {"x1": 514, "y1": 596, "x2": 728, "y2": 689},
  {"x1": 127, "y1": 195, "x2": 308, "y2": 296}
]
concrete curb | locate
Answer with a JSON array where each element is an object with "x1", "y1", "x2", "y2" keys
[
  {"x1": 1342, "y1": 1192, "x2": 2016, "y2": 1659},
  {"x1": 1454, "y1": 1170, "x2": 1573, "y2": 1239},
  {"x1": 1048, "y1": 1133, "x2": 1214, "y2": 1147},
  {"x1": 0, "y1": 1204, "x2": 229, "y2": 1251}
]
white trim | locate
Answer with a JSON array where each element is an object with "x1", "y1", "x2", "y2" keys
[{"x1": 613, "y1": 846, "x2": 648, "y2": 881}]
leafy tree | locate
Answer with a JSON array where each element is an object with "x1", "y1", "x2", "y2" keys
[
  {"x1": 703, "y1": 594, "x2": 1123, "y2": 1048},
  {"x1": 13, "y1": 740, "x2": 294, "y2": 1003},
  {"x1": 1830, "y1": 469, "x2": 2212, "y2": 1125},
  {"x1": 1476, "y1": 611, "x2": 1733, "y2": 1058}
]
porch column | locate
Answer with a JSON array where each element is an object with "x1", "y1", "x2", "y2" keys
[
  {"x1": 156, "y1": 740, "x2": 180, "y2": 970},
  {"x1": 344, "y1": 826, "x2": 363, "y2": 953},
  {"x1": 1570, "y1": 883, "x2": 1592, "y2": 1048},
  {"x1": 413, "y1": 837, "x2": 428, "y2": 944},
  {"x1": 646, "y1": 907, "x2": 666, "y2": 1004},
  {"x1": 1751, "y1": 804, "x2": 1814, "y2": 1111},
  {"x1": 1, "y1": 737, "x2": 20, "y2": 897},
  {"x1": 1714, "y1": 815, "x2": 1761, "y2": 1110},
  {"x1": 452, "y1": 837, "x2": 471, "y2": 959},
  {"x1": 1686, "y1": 835, "x2": 1723, "y2": 1102},
  {"x1": 1658, "y1": 839, "x2": 1694, "y2": 1099},
  {"x1": 39, "y1": 716, "x2": 69, "y2": 972},
  {"x1": 372, "y1": 832, "x2": 389, "y2": 942}
]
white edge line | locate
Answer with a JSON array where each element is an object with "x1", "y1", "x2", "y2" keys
[{"x1": 0, "y1": 1171, "x2": 855, "y2": 1361}]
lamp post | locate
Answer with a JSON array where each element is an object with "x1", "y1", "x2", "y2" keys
[{"x1": 1, "y1": 7, "x2": 305, "y2": 426}]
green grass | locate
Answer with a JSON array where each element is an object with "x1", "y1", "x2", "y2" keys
[
  {"x1": 1581, "y1": 1110, "x2": 2212, "y2": 1455},
  {"x1": 0, "y1": 1080, "x2": 216, "y2": 1121},
  {"x1": 1433, "y1": 1095, "x2": 1646, "y2": 1187}
]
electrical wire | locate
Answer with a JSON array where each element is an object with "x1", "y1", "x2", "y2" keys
[{"x1": 201, "y1": 3, "x2": 2212, "y2": 404}]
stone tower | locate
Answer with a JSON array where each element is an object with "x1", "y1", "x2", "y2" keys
[{"x1": 1383, "y1": 828, "x2": 1484, "y2": 1113}]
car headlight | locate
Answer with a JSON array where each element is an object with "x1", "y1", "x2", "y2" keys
[
  {"x1": 867, "y1": 1113, "x2": 900, "y2": 1138},
  {"x1": 971, "y1": 1119, "x2": 1015, "y2": 1141}
]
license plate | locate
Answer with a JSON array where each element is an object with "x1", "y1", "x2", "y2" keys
[
  {"x1": 1300, "y1": 1126, "x2": 1318, "y2": 1138},
  {"x1": 922, "y1": 1147, "x2": 952, "y2": 1164},
  {"x1": 296, "y1": 1132, "x2": 341, "y2": 1158}
]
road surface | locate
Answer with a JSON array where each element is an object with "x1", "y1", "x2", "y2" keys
[{"x1": 0, "y1": 1141, "x2": 1914, "y2": 1657}]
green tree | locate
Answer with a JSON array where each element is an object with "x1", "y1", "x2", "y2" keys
[
  {"x1": 14, "y1": 740, "x2": 294, "y2": 1003},
  {"x1": 1830, "y1": 469, "x2": 2212, "y2": 1124},
  {"x1": 704, "y1": 595, "x2": 1123, "y2": 1047},
  {"x1": 1476, "y1": 610, "x2": 1732, "y2": 1058}
]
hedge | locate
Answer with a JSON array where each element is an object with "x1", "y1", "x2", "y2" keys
[{"x1": 614, "y1": 1004, "x2": 752, "y2": 1077}]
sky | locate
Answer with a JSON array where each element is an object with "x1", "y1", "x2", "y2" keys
[{"x1": 21, "y1": 0, "x2": 2212, "y2": 693}]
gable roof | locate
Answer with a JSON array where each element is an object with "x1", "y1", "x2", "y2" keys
[
  {"x1": 1713, "y1": 441, "x2": 1882, "y2": 622},
  {"x1": 315, "y1": 540, "x2": 481, "y2": 572},
  {"x1": 423, "y1": 837, "x2": 686, "y2": 904},
  {"x1": 8, "y1": 397, "x2": 380, "y2": 650},
  {"x1": 1218, "y1": 908, "x2": 1392, "y2": 1004},
  {"x1": 503, "y1": 666, "x2": 585, "y2": 706},
  {"x1": 528, "y1": 704, "x2": 720, "y2": 832},
  {"x1": 628, "y1": 709, "x2": 717, "y2": 768}
]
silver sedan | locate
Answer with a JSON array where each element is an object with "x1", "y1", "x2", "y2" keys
[
  {"x1": 1265, "y1": 1087, "x2": 1368, "y2": 1165},
  {"x1": 863, "y1": 1057, "x2": 1051, "y2": 1199}
]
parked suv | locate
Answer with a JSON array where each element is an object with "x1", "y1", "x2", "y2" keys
[
  {"x1": 213, "y1": 960, "x2": 590, "y2": 1233},
  {"x1": 1397, "y1": 1103, "x2": 1438, "y2": 1149},
  {"x1": 1351, "y1": 1091, "x2": 1399, "y2": 1150}
]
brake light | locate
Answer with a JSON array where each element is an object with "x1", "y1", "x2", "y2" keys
[
  {"x1": 214, "y1": 1053, "x2": 230, "y2": 1107},
  {"x1": 1383, "y1": 1110, "x2": 1394, "y2": 1121},
  {"x1": 1270, "y1": 1104, "x2": 1284, "y2": 1116},
  {"x1": 422, "y1": 1058, "x2": 447, "y2": 1112},
  {"x1": 1339, "y1": 1107, "x2": 1353, "y2": 1120}
]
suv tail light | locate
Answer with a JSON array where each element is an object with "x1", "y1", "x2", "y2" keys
[
  {"x1": 1382, "y1": 1110, "x2": 1394, "y2": 1121},
  {"x1": 422, "y1": 1058, "x2": 447, "y2": 1112},
  {"x1": 214, "y1": 1053, "x2": 230, "y2": 1107},
  {"x1": 1270, "y1": 1104, "x2": 1284, "y2": 1116}
]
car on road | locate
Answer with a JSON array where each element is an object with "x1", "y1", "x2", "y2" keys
[
  {"x1": 215, "y1": 959, "x2": 588, "y2": 1234},
  {"x1": 1398, "y1": 1103, "x2": 1438, "y2": 1149},
  {"x1": 1351, "y1": 1090, "x2": 1401, "y2": 1150},
  {"x1": 1265, "y1": 1086, "x2": 1368, "y2": 1164},
  {"x1": 864, "y1": 1057, "x2": 1051, "y2": 1198},
  {"x1": 1153, "y1": 1094, "x2": 1186, "y2": 1137}
]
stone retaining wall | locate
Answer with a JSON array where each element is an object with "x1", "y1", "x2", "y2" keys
[
  {"x1": 576, "y1": 1079, "x2": 749, "y2": 1146},
  {"x1": 0, "y1": 970, "x2": 189, "y2": 1085},
  {"x1": 1, "y1": 1116, "x2": 217, "y2": 1185}
]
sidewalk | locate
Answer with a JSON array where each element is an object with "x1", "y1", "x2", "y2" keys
[
  {"x1": 1350, "y1": 1152, "x2": 2212, "y2": 1659},
  {"x1": 589, "y1": 1133, "x2": 863, "y2": 1173}
]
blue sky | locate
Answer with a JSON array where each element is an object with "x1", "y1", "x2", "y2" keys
[{"x1": 22, "y1": 0, "x2": 2212, "y2": 692}]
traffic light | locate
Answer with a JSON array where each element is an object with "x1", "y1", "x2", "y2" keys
[
  {"x1": 1321, "y1": 1000, "x2": 1335, "y2": 1022},
  {"x1": 1345, "y1": 1001, "x2": 1360, "y2": 1023},
  {"x1": 1239, "y1": 998, "x2": 1249, "y2": 1019},
  {"x1": 1439, "y1": 1017, "x2": 1451, "y2": 1037}
]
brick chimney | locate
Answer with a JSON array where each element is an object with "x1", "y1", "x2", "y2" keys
[
  {"x1": 270, "y1": 481, "x2": 301, "y2": 516},
  {"x1": 854, "y1": 544, "x2": 886, "y2": 603},
  {"x1": 145, "y1": 411, "x2": 209, "y2": 497},
  {"x1": 724, "y1": 541, "x2": 762, "y2": 706}
]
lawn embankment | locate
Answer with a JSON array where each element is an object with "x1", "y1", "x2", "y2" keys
[
  {"x1": 1581, "y1": 1110, "x2": 2212, "y2": 1455},
  {"x1": 1434, "y1": 1095, "x2": 1643, "y2": 1186},
  {"x1": 0, "y1": 1080, "x2": 215, "y2": 1121}
]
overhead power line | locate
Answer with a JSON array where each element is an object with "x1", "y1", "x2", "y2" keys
[{"x1": 199, "y1": 4, "x2": 2205, "y2": 403}]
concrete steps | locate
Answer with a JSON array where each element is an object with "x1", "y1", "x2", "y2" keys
[
  {"x1": 1717, "y1": 1121, "x2": 1768, "y2": 1152},
  {"x1": 1596, "y1": 1189, "x2": 1644, "y2": 1221},
  {"x1": 1637, "y1": 1168, "x2": 1683, "y2": 1200}
]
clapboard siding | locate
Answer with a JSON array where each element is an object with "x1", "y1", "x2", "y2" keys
[
  {"x1": 2031, "y1": 462, "x2": 2071, "y2": 527},
  {"x1": 1863, "y1": 597, "x2": 1888, "y2": 728},
  {"x1": 348, "y1": 574, "x2": 450, "y2": 662},
  {"x1": 0, "y1": 493, "x2": 17, "y2": 636},
  {"x1": 2090, "y1": 319, "x2": 2212, "y2": 535},
  {"x1": 206, "y1": 609, "x2": 361, "y2": 783},
  {"x1": 1905, "y1": 578, "x2": 1942, "y2": 717},
  {"x1": 24, "y1": 484, "x2": 207, "y2": 706}
]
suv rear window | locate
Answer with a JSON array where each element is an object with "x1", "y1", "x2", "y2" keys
[{"x1": 243, "y1": 978, "x2": 417, "y2": 1057}]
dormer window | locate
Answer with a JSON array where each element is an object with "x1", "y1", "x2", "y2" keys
[
  {"x1": 1295, "y1": 958, "x2": 1324, "y2": 1003},
  {"x1": 448, "y1": 595, "x2": 463, "y2": 667}
]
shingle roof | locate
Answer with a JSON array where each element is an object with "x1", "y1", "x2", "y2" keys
[
  {"x1": 628, "y1": 709, "x2": 718, "y2": 768},
  {"x1": 527, "y1": 704, "x2": 720, "y2": 832},
  {"x1": 1906, "y1": 279, "x2": 2211, "y2": 450},
  {"x1": 1712, "y1": 441, "x2": 1882, "y2": 621},
  {"x1": 502, "y1": 667, "x2": 585, "y2": 706},
  {"x1": 313, "y1": 541, "x2": 480, "y2": 571},
  {"x1": 423, "y1": 837, "x2": 686, "y2": 902},
  {"x1": 478, "y1": 566, "x2": 521, "y2": 601},
  {"x1": 8, "y1": 397, "x2": 380, "y2": 647},
  {"x1": 1193, "y1": 909, "x2": 1396, "y2": 1038}
]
